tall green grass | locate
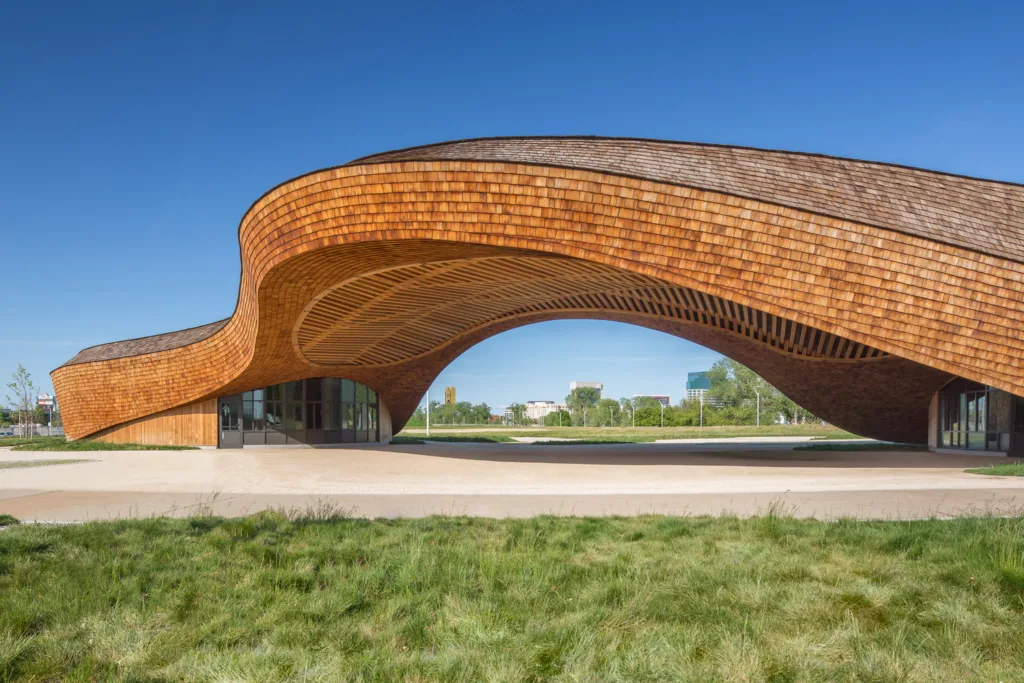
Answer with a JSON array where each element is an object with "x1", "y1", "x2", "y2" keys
[{"x1": 2, "y1": 512, "x2": 1024, "y2": 681}]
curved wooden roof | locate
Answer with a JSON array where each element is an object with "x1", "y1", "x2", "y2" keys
[
  {"x1": 52, "y1": 137, "x2": 1024, "y2": 443},
  {"x1": 59, "y1": 137, "x2": 1024, "y2": 368},
  {"x1": 353, "y1": 136, "x2": 1024, "y2": 264}
]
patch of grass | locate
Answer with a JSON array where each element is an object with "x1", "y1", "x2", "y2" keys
[
  {"x1": 966, "y1": 463, "x2": 1024, "y2": 477},
  {"x1": 0, "y1": 459, "x2": 95, "y2": 469},
  {"x1": 391, "y1": 434, "x2": 515, "y2": 444},
  {"x1": 398, "y1": 425, "x2": 862, "y2": 442},
  {"x1": 795, "y1": 442, "x2": 928, "y2": 451},
  {"x1": 0, "y1": 514, "x2": 18, "y2": 526},
  {"x1": 0, "y1": 436, "x2": 196, "y2": 451},
  {"x1": 2, "y1": 512, "x2": 1024, "y2": 680}
]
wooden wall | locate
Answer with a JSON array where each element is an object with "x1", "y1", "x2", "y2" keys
[{"x1": 89, "y1": 398, "x2": 218, "y2": 446}]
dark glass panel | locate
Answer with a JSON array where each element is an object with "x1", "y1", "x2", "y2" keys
[
  {"x1": 266, "y1": 402, "x2": 285, "y2": 433},
  {"x1": 266, "y1": 384, "x2": 281, "y2": 401},
  {"x1": 343, "y1": 403, "x2": 354, "y2": 430},
  {"x1": 290, "y1": 403, "x2": 304, "y2": 431},
  {"x1": 243, "y1": 400, "x2": 254, "y2": 431},
  {"x1": 325, "y1": 377, "x2": 341, "y2": 404},
  {"x1": 288, "y1": 381, "x2": 303, "y2": 402},
  {"x1": 367, "y1": 387, "x2": 377, "y2": 404},
  {"x1": 307, "y1": 402, "x2": 323, "y2": 430},
  {"x1": 253, "y1": 389, "x2": 264, "y2": 401},
  {"x1": 243, "y1": 391, "x2": 253, "y2": 401},
  {"x1": 368, "y1": 406, "x2": 377, "y2": 431},
  {"x1": 356, "y1": 383, "x2": 367, "y2": 403},
  {"x1": 342, "y1": 379, "x2": 355, "y2": 402},
  {"x1": 307, "y1": 378, "x2": 323, "y2": 402},
  {"x1": 220, "y1": 402, "x2": 238, "y2": 429},
  {"x1": 358, "y1": 403, "x2": 367, "y2": 430}
]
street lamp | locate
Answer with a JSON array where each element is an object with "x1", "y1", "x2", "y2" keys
[
  {"x1": 660, "y1": 401, "x2": 665, "y2": 428},
  {"x1": 753, "y1": 387, "x2": 761, "y2": 427},
  {"x1": 425, "y1": 390, "x2": 431, "y2": 437},
  {"x1": 699, "y1": 394, "x2": 704, "y2": 428}
]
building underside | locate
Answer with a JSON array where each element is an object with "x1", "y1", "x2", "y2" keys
[{"x1": 52, "y1": 137, "x2": 1024, "y2": 450}]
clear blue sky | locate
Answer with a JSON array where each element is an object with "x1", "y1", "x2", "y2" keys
[{"x1": 1, "y1": 1, "x2": 1021, "y2": 409}]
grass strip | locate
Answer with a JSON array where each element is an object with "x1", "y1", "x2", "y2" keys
[
  {"x1": 965, "y1": 463, "x2": 1024, "y2": 477},
  {"x1": 0, "y1": 458, "x2": 95, "y2": 469}
]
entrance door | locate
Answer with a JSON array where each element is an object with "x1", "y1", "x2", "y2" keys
[{"x1": 219, "y1": 396, "x2": 243, "y2": 448}]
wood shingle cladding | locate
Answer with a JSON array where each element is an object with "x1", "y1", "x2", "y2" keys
[{"x1": 51, "y1": 137, "x2": 1024, "y2": 445}]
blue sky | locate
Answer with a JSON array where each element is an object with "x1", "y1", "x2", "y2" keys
[{"x1": 1, "y1": 1, "x2": 1021, "y2": 408}]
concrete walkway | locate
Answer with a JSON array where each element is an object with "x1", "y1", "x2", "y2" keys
[{"x1": 2, "y1": 440, "x2": 1022, "y2": 521}]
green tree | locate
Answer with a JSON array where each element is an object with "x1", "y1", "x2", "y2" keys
[
  {"x1": 565, "y1": 387, "x2": 601, "y2": 426},
  {"x1": 506, "y1": 403, "x2": 527, "y2": 426},
  {"x1": 6, "y1": 364, "x2": 38, "y2": 439},
  {"x1": 543, "y1": 409, "x2": 571, "y2": 427}
]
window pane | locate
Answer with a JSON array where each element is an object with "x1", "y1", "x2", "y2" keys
[
  {"x1": 243, "y1": 391, "x2": 253, "y2": 401},
  {"x1": 253, "y1": 388, "x2": 264, "y2": 401},
  {"x1": 342, "y1": 379, "x2": 355, "y2": 402},
  {"x1": 266, "y1": 402, "x2": 285, "y2": 433},
  {"x1": 368, "y1": 406, "x2": 377, "y2": 430},
  {"x1": 343, "y1": 403, "x2": 354, "y2": 430},
  {"x1": 243, "y1": 400, "x2": 254, "y2": 431},
  {"x1": 356, "y1": 383, "x2": 367, "y2": 403},
  {"x1": 290, "y1": 403, "x2": 304, "y2": 431},
  {"x1": 307, "y1": 402, "x2": 323, "y2": 430},
  {"x1": 266, "y1": 384, "x2": 281, "y2": 401},
  {"x1": 325, "y1": 377, "x2": 340, "y2": 404},
  {"x1": 306, "y1": 379, "x2": 322, "y2": 402},
  {"x1": 288, "y1": 381, "x2": 303, "y2": 402},
  {"x1": 358, "y1": 403, "x2": 367, "y2": 430},
  {"x1": 367, "y1": 387, "x2": 377, "y2": 404}
]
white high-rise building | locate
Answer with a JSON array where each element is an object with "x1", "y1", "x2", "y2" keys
[
  {"x1": 569, "y1": 381, "x2": 604, "y2": 398},
  {"x1": 525, "y1": 400, "x2": 566, "y2": 421}
]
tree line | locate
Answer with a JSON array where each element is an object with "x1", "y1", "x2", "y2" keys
[{"x1": 405, "y1": 358, "x2": 823, "y2": 428}]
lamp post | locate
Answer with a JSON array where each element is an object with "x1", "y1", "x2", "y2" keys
[
  {"x1": 753, "y1": 387, "x2": 761, "y2": 427},
  {"x1": 425, "y1": 390, "x2": 430, "y2": 437},
  {"x1": 660, "y1": 402, "x2": 665, "y2": 428},
  {"x1": 699, "y1": 394, "x2": 704, "y2": 428}
]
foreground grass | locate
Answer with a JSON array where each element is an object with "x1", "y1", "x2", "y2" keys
[
  {"x1": 966, "y1": 463, "x2": 1024, "y2": 477},
  {"x1": 795, "y1": 443, "x2": 928, "y2": 452},
  {"x1": 0, "y1": 459, "x2": 95, "y2": 470},
  {"x1": 0, "y1": 436, "x2": 196, "y2": 452},
  {"x1": 2, "y1": 513, "x2": 1024, "y2": 681}
]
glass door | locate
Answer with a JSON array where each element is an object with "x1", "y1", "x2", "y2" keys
[{"x1": 218, "y1": 395, "x2": 243, "y2": 448}]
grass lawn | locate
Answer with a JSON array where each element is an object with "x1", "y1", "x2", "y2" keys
[
  {"x1": 2, "y1": 512, "x2": 1024, "y2": 681},
  {"x1": 795, "y1": 443, "x2": 928, "y2": 452},
  {"x1": 966, "y1": 463, "x2": 1024, "y2": 477},
  {"x1": 396, "y1": 425, "x2": 862, "y2": 444},
  {"x1": 0, "y1": 436, "x2": 196, "y2": 452},
  {"x1": 390, "y1": 434, "x2": 517, "y2": 445},
  {"x1": 0, "y1": 459, "x2": 95, "y2": 470}
]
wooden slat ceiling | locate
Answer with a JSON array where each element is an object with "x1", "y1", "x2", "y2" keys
[{"x1": 296, "y1": 255, "x2": 887, "y2": 366}]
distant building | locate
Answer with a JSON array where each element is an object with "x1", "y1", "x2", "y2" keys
[
  {"x1": 569, "y1": 381, "x2": 604, "y2": 398},
  {"x1": 634, "y1": 394, "x2": 671, "y2": 407},
  {"x1": 685, "y1": 371, "x2": 711, "y2": 402},
  {"x1": 444, "y1": 386, "x2": 456, "y2": 405},
  {"x1": 525, "y1": 400, "x2": 566, "y2": 421}
]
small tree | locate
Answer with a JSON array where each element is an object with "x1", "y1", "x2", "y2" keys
[{"x1": 6, "y1": 365, "x2": 38, "y2": 440}]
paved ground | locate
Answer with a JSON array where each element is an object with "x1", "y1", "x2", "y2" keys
[{"x1": 2, "y1": 438, "x2": 1022, "y2": 521}]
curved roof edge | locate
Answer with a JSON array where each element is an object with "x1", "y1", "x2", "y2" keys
[{"x1": 56, "y1": 136, "x2": 1024, "y2": 370}]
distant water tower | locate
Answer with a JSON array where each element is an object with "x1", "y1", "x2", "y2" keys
[{"x1": 444, "y1": 386, "x2": 456, "y2": 405}]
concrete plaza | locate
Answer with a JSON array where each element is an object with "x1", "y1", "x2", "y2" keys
[{"x1": 2, "y1": 439, "x2": 1023, "y2": 522}]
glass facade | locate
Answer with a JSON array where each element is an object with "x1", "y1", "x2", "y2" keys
[
  {"x1": 220, "y1": 377, "x2": 379, "y2": 447},
  {"x1": 937, "y1": 378, "x2": 1019, "y2": 452}
]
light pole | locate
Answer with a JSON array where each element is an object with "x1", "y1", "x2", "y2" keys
[
  {"x1": 425, "y1": 390, "x2": 430, "y2": 437},
  {"x1": 699, "y1": 394, "x2": 704, "y2": 428},
  {"x1": 753, "y1": 387, "x2": 761, "y2": 427},
  {"x1": 660, "y1": 402, "x2": 665, "y2": 428}
]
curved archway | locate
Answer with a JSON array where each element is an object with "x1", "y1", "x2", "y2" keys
[{"x1": 52, "y1": 137, "x2": 1024, "y2": 447}]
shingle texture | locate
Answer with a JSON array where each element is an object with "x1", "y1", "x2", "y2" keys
[
  {"x1": 61, "y1": 319, "x2": 229, "y2": 366},
  {"x1": 352, "y1": 136, "x2": 1024, "y2": 264}
]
